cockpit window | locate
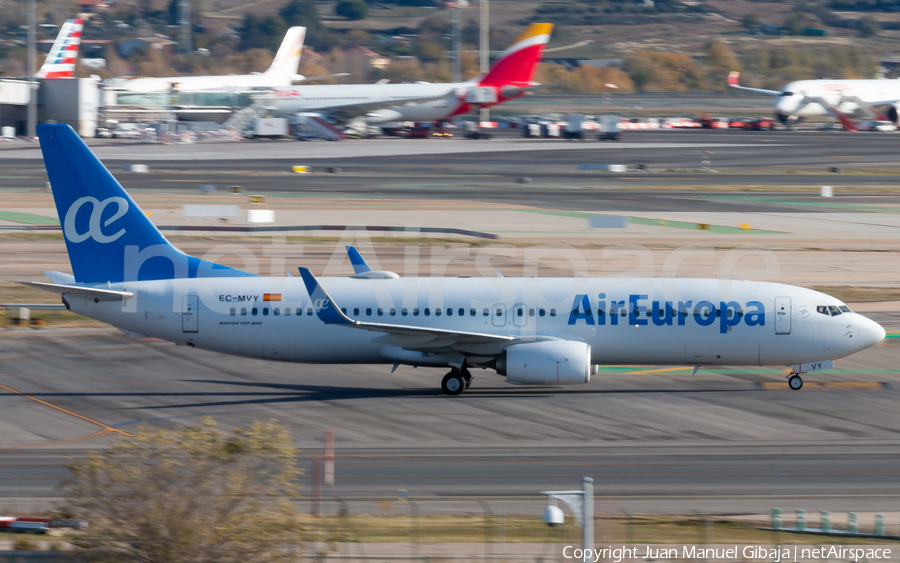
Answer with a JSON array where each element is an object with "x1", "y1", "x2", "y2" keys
[
  {"x1": 780, "y1": 91, "x2": 794, "y2": 97},
  {"x1": 839, "y1": 305, "x2": 851, "y2": 313},
  {"x1": 829, "y1": 305, "x2": 842, "y2": 316},
  {"x1": 817, "y1": 305, "x2": 830, "y2": 316}
]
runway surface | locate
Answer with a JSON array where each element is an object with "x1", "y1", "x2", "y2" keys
[{"x1": 1, "y1": 320, "x2": 898, "y2": 515}]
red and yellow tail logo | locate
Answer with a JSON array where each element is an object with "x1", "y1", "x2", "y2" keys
[{"x1": 478, "y1": 23, "x2": 553, "y2": 88}]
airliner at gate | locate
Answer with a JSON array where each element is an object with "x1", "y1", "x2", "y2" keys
[{"x1": 25, "y1": 125, "x2": 885, "y2": 394}]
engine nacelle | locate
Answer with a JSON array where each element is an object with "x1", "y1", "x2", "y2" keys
[
  {"x1": 496, "y1": 340, "x2": 592, "y2": 385},
  {"x1": 888, "y1": 104, "x2": 900, "y2": 125}
]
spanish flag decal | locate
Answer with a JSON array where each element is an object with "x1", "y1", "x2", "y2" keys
[{"x1": 263, "y1": 293, "x2": 282, "y2": 302}]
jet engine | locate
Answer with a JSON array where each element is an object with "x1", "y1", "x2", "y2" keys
[
  {"x1": 887, "y1": 104, "x2": 900, "y2": 125},
  {"x1": 496, "y1": 340, "x2": 592, "y2": 385}
]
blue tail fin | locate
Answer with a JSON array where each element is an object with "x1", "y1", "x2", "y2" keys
[
  {"x1": 346, "y1": 246, "x2": 371, "y2": 274},
  {"x1": 38, "y1": 124, "x2": 254, "y2": 283}
]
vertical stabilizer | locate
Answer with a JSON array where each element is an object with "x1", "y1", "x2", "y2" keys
[
  {"x1": 37, "y1": 124, "x2": 253, "y2": 283},
  {"x1": 477, "y1": 23, "x2": 552, "y2": 87},
  {"x1": 265, "y1": 26, "x2": 307, "y2": 76},
  {"x1": 36, "y1": 19, "x2": 83, "y2": 79}
]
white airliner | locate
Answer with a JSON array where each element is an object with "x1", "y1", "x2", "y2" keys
[
  {"x1": 28, "y1": 124, "x2": 885, "y2": 394},
  {"x1": 115, "y1": 27, "x2": 311, "y2": 93},
  {"x1": 270, "y1": 23, "x2": 553, "y2": 124},
  {"x1": 728, "y1": 71, "x2": 900, "y2": 129},
  {"x1": 36, "y1": 18, "x2": 84, "y2": 79}
]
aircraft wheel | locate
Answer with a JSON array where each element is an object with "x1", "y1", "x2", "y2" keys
[
  {"x1": 788, "y1": 375, "x2": 803, "y2": 390},
  {"x1": 442, "y1": 372, "x2": 466, "y2": 396}
]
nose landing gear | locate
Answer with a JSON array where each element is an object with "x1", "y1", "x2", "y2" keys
[
  {"x1": 788, "y1": 372, "x2": 803, "y2": 390},
  {"x1": 441, "y1": 368, "x2": 472, "y2": 395}
]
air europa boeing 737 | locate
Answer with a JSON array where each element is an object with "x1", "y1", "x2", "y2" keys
[{"x1": 27, "y1": 125, "x2": 885, "y2": 395}]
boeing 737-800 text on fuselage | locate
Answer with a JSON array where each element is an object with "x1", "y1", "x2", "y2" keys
[{"x1": 27, "y1": 125, "x2": 885, "y2": 394}]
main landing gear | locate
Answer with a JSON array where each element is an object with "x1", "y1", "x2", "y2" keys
[
  {"x1": 441, "y1": 368, "x2": 472, "y2": 396},
  {"x1": 787, "y1": 372, "x2": 803, "y2": 390}
]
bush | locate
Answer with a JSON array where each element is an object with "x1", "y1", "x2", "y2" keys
[{"x1": 336, "y1": 0, "x2": 369, "y2": 19}]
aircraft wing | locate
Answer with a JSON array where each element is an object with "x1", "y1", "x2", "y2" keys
[
  {"x1": 727, "y1": 71, "x2": 781, "y2": 96},
  {"x1": 20, "y1": 281, "x2": 134, "y2": 301},
  {"x1": 298, "y1": 268, "x2": 517, "y2": 350},
  {"x1": 292, "y1": 73, "x2": 350, "y2": 84},
  {"x1": 320, "y1": 89, "x2": 457, "y2": 123}
]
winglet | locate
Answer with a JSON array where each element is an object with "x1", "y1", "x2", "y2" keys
[
  {"x1": 298, "y1": 267, "x2": 354, "y2": 326},
  {"x1": 346, "y1": 246, "x2": 371, "y2": 274},
  {"x1": 727, "y1": 71, "x2": 740, "y2": 87}
]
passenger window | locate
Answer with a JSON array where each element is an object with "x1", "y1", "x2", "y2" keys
[
  {"x1": 390, "y1": 308, "x2": 396, "y2": 316},
  {"x1": 308, "y1": 308, "x2": 313, "y2": 316},
  {"x1": 285, "y1": 308, "x2": 291, "y2": 316},
  {"x1": 495, "y1": 308, "x2": 502, "y2": 316},
  {"x1": 230, "y1": 308, "x2": 236, "y2": 316},
  {"x1": 435, "y1": 308, "x2": 441, "y2": 316},
  {"x1": 413, "y1": 308, "x2": 419, "y2": 316},
  {"x1": 353, "y1": 308, "x2": 359, "y2": 316},
  {"x1": 424, "y1": 308, "x2": 431, "y2": 316},
  {"x1": 377, "y1": 308, "x2": 384, "y2": 316},
  {"x1": 597, "y1": 309, "x2": 604, "y2": 317},
  {"x1": 447, "y1": 308, "x2": 453, "y2": 316},
  {"x1": 829, "y1": 306, "x2": 842, "y2": 316},
  {"x1": 483, "y1": 308, "x2": 489, "y2": 316},
  {"x1": 402, "y1": 308, "x2": 409, "y2": 316},
  {"x1": 539, "y1": 309, "x2": 545, "y2": 317},
  {"x1": 252, "y1": 308, "x2": 258, "y2": 316},
  {"x1": 366, "y1": 308, "x2": 372, "y2": 316},
  {"x1": 470, "y1": 308, "x2": 476, "y2": 316},
  {"x1": 550, "y1": 309, "x2": 556, "y2": 317},
  {"x1": 273, "y1": 308, "x2": 280, "y2": 316},
  {"x1": 263, "y1": 308, "x2": 269, "y2": 316},
  {"x1": 517, "y1": 308, "x2": 523, "y2": 317},
  {"x1": 529, "y1": 308, "x2": 534, "y2": 317},
  {"x1": 340, "y1": 308, "x2": 347, "y2": 314},
  {"x1": 459, "y1": 308, "x2": 465, "y2": 316},
  {"x1": 817, "y1": 306, "x2": 830, "y2": 316},
  {"x1": 241, "y1": 307, "x2": 247, "y2": 316}
]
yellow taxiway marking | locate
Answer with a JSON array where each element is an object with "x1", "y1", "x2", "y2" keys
[{"x1": 0, "y1": 381, "x2": 134, "y2": 449}]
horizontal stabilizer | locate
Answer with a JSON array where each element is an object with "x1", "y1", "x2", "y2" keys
[
  {"x1": 726, "y1": 71, "x2": 780, "y2": 96},
  {"x1": 20, "y1": 281, "x2": 133, "y2": 301}
]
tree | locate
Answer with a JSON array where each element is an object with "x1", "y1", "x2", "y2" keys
[
  {"x1": 741, "y1": 13, "x2": 760, "y2": 31},
  {"x1": 858, "y1": 17, "x2": 879, "y2": 38},
  {"x1": 335, "y1": 0, "x2": 369, "y2": 19},
  {"x1": 61, "y1": 418, "x2": 302, "y2": 563},
  {"x1": 784, "y1": 12, "x2": 805, "y2": 35},
  {"x1": 280, "y1": 0, "x2": 322, "y2": 31}
]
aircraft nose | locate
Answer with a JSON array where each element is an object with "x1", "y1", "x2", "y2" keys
[{"x1": 858, "y1": 316, "x2": 886, "y2": 350}]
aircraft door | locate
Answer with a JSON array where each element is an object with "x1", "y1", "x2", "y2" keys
[
  {"x1": 775, "y1": 296, "x2": 791, "y2": 335},
  {"x1": 513, "y1": 303, "x2": 527, "y2": 327},
  {"x1": 182, "y1": 295, "x2": 199, "y2": 333},
  {"x1": 492, "y1": 303, "x2": 506, "y2": 327}
]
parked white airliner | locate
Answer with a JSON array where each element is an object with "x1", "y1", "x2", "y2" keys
[
  {"x1": 270, "y1": 23, "x2": 553, "y2": 124},
  {"x1": 728, "y1": 71, "x2": 900, "y2": 126},
  {"x1": 114, "y1": 27, "x2": 310, "y2": 93},
  {"x1": 28, "y1": 124, "x2": 885, "y2": 394}
]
